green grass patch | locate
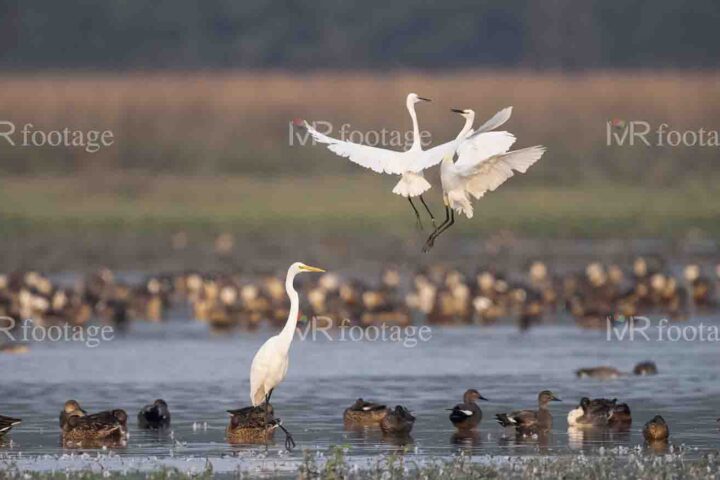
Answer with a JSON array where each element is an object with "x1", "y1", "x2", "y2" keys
[{"x1": 1, "y1": 175, "x2": 719, "y2": 238}]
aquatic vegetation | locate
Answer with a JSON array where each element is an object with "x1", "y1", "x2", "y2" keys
[{"x1": 3, "y1": 448, "x2": 720, "y2": 479}]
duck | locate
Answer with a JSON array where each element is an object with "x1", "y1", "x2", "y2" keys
[
  {"x1": 633, "y1": 361, "x2": 658, "y2": 376},
  {"x1": 496, "y1": 390, "x2": 561, "y2": 437},
  {"x1": 608, "y1": 403, "x2": 632, "y2": 428},
  {"x1": 226, "y1": 404, "x2": 277, "y2": 444},
  {"x1": 343, "y1": 399, "x2": 388, "y2": 427},
  {"x1": 380, "y1": 405, "x2": 415, "y2": 435},
  {"x1": 61, "y1": 409, "x2": 128, "y2": 444},
  {"x1": 0, "y1": 415, "x2": 21, "y2": 438},
  {"x1": 643, "y1": 415, "x2": 669, "y2": 442},
  {"x1": 448, "y1": 389, "x2": 488, "y2": 430},
  {"x1": 566, "y1": 397, "x2": 615, "y2": 427},
  {"x1": 226, "y1": 404, "x2": 294, "y2": 449},
  {"x1": 575, "y1": 366, "x2": 622, "y2": 379},
  {"x1": 59, "y1": 400, "x2": 87, "y2": 428},
  {"x1": 138, "y1": 399, "x2": 171, "y2": 429}
]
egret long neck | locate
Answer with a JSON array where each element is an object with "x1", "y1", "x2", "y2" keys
[
  {"x1": 457, "y1": 115, "x2": 474, "y2": 140},
  {"x1": 279, "y1": 271, "x2": 300, "y2": 349},
  {"x1": 407, "y1": 101, "x2": 421, "y2": 151}
]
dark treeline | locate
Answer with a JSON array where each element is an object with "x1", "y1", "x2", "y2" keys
[{"x1": 0, "y1": 0, "x2": 718, "y2": 70}]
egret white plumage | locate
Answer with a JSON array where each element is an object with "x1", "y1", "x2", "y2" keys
[
  {"x1": 250, "y1": 262, "x2": 325, "y2": 409},
  {"x1": 423, "y1": 108, "x2": 545, "y2": 251},
  {"x1": 303, "y1": 93, "x2": 482, "y2": 230}
]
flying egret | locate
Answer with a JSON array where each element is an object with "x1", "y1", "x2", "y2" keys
[
  {"x1": 423, "y1": 108, "x2": 546, "y2": 251},
  {"x1": 249, "y1": 262, "x2": 324, "y2": 444},
  {"x1": 303, "y1": 94, "x2": 509, "y2": 230}
]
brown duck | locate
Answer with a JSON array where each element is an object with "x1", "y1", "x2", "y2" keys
[
  {"x1": 59, "y1": 400, "x2": 87, "y2": 429},
  {"x1": 343, "y1": 399, "x2": 388, "y2": 427},
  {"x1": 448, "y1": 389, "x2": 488, "y2": 430},
  {"x1": 575, "y1": 366, "x2": 622, "y2": 379},
  {"x1": 496, "y1": 390, "x2": 561, "y2": 436},
  {"x1": 633, "y1": 361, "x2": 658, "y2": 376},
  {"x1": 380, "y1": 406, "x2": 415, "y2": 435},
  {"x1": 62, "y1": 409, "x2": 128, "y2": 445},
  {"x1": 643, "y1": 415, "x2": 669, "y2": 442},
  {"x1": 226, "y1": 404, "x2": 295, "y2": 450},
  {"x1": 608, "y1": 403, "x2": 632, "y2": 429}
]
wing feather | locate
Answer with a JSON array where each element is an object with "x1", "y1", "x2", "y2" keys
[
  {"x1": 304, "y1": 121, "x2": 405, "y2": 174},
  {"x1": 469, "y1": 107, "x2": 513, "y2": 138},
  {"x1": 407, "y1": 107, "x2": 513, "y2": 173},
  {"x1": 460, "y1": 146, "x2": 546, "y2": 200},
  {"x1": 455, "y1": 131, "x2": 517, "y2": 170}
]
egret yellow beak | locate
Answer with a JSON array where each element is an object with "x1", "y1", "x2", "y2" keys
[{"x1": 300, "y1": 265, "x2": 325, "y2": 273}]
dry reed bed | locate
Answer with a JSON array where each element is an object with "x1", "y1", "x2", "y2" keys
[{"x1": 0, "y1": 70, "x2": 718, "y2": 179}]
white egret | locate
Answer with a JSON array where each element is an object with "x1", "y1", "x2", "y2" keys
[
  {"x1": 423, "y1": 108, "x2": 546, "y2": 251},
  {"x1": 249, "y1": 262, "x2": 325, "y2": 411},
  {"x1": 302, "y1": 94, "x2": 509, "y2": 229}
]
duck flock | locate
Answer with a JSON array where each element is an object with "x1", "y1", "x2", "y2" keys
[
  {"x1": 0, "y1": 386, "x2": 671, "y2": 451},
  {"x1": 0, "y1": 256, "x2": 718, "y2": 347}
]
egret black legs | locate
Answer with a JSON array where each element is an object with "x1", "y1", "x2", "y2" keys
[
  {"x1": 422, "y1": 207, "x2": 455, "y2": 252},
  {"x1": 408, "y1": 198, "x2": 424, "y2": 230},
  {"x1": 278, "y1": 422, "x2": 296, "y2": 450},
  {"x1": 419, "y1": 195, "x2": 437, "y2": 229},
  {"x1": 262, "y1": 388, "x2": 295, "y2": 450},
  {"x1": 263, "y1": 389, "x2": 274, "y2": 449}
]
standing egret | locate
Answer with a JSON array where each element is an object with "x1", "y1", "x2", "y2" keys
[
  {"x1": 249, "y1": 262, "x2": 325, "y2": 444},
  {"x1": 423, "y1": 108, "x2": 546, "y2": 251}
]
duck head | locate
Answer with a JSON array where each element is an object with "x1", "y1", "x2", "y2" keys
[
  {"x1": 463, "y1": 389, "x2": 489, "y2": 403},
  {"x1": 539, "y1": 390, "x2": 561, "y2": 405}
]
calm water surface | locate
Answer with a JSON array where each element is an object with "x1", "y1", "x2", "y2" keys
[{"x1": 1, "y1": 314, "x2": 720, "y2": 474}]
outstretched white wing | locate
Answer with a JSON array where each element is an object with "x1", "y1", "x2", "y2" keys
[
  {"x1": 466, "y1": 107, "x2": 513, "y2": 140},
  {"x1": 304, "y1": 121, "x2": 405, "y2": 174},
  {"x1": 455, "y1": 131, "x2": 517, "y2": 170},
  {"x1": 406, "y1": 138, "x2": 461, "y2": 173},
  {"x1": 459, "y1": 146, "x2": 546, "y2": 200},
  {"x1": 407, "y1": 107, "x2": 514, "y2": 173}
]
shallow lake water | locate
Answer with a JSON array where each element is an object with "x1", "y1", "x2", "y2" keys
[{"x1": 1, "y1": 313, "x2": 720, "y2": 475}]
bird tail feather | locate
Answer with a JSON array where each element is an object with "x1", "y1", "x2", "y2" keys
[{"x1": 392, "y1": 173, "x2": 431, "y2": 197}]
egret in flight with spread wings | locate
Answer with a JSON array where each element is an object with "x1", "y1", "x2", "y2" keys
[
  {"x1": 422, "y1": 108, "x2": 546, "y2": 252},
  {"x1": 303, "y1": 93, "x2": 436, "y2": 228},
  {"x1": 249, "y1": 262, "x2": 324, "y2": 444}
]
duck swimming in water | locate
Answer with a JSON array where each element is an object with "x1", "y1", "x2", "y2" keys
[
  {"x1": 633, "y1": 361, "x2": 658, "y2": 376},
  {"x1": 226, "y1": 404, "x2": 295, "y2": 449},
  {"x1": 448, "y1": 389, "x2": 488, "y2": 430},
  {"x1": 643, "y1": 415, "x2": 669, "y2": 442},
  {"x1": 608, "y1": 403, "x2": 632, "y2": 429},
  {"x1": 496, "y1": 390, "x2": 561, "y2": 437},
  {"x1": 0, "y1": 415, "x2": 21, "y2": 438},
  {"x1": 380, "y1": 405, "x2": 415, "y2": 435},
  {"x1": 61, "y1": 409, "x2": 128, "y2": 446},
  {"x1": 138, "y1": 399, "x2": 171, "y2": 429},
  {"x1": 575, "y1": 366, "x2": 622, "y2": 379},
  {"x1": 567, "y1": 397, "x2": 615, "y2": 427},
  {"x1": 59, "y1": 400, "x2": 87, "y2": 429},
  {"x1": 343, "y1": 399, "x2": 388, "y2": 427}
]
